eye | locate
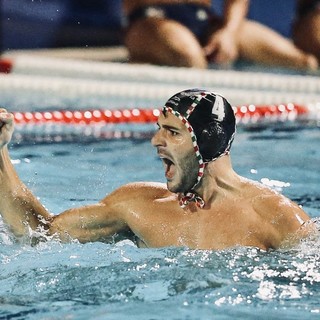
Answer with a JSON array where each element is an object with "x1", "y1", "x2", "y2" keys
[{"x1": 169, "y1": 129, "x2": 179, "y2": 136}]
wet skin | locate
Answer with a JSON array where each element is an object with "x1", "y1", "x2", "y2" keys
[{"x1": 0, "y1": 109, "x2": 315, "y2": 250}]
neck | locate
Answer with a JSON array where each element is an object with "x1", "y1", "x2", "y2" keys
[{"x1": 193, "y1": 155, "x2": 240, "y2": 206}]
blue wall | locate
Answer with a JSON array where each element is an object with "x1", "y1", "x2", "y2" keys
[
  {"x1": 1, "y1": 0, "x2": 297, "y2": 51},
  {"x1": 1, "y1": 0, "x2": 123, "y2": 50},
  {"x1": 211, "y1": 0, "x2": 296, "y2": 38}
]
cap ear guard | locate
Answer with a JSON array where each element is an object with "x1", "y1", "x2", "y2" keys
[
  {"x1": 198, "y1": 121, "x2": 234, "y2": 162},
  {"x1": 181, "y1": 91, "x2": 236, "y2": 162}
]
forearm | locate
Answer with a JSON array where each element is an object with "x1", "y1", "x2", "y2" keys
[
  {"x1": 0, "y1": 146, "x2": 51, "y2": 238},
  {"x1": 223, "y1": 0, "x2": 249, "y2": 32},
  {"x1": 50, "y1": 203, "x2": 128, "y2": 243}
]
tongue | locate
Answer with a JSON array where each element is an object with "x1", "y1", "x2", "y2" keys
[{"x1": 165, "y1": 162, "x2": 175, "y2": 179}]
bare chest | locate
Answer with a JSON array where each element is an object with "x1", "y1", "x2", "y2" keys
[{"x1": 129, "y1": 204, "x2": 269, "y2": 250}]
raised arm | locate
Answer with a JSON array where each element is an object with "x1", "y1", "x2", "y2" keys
[
  {"x1": 0, "y1": 109, "x2": 132, "y2": 243},
  {"x1": 0, "y1": 109, "x2": 52, "y2": 238}
]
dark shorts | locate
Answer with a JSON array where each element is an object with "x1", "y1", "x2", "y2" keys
[
  {"x1": 126, "y1": 4, "x2": 215, "y2": 43},
  {"x1": 296, "y1": 0, "x2": 320, "y2": 18}
]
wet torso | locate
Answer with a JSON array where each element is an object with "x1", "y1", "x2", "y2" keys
[{"x1": 115, "y1": 181, "x2": 309, "y2": 251}]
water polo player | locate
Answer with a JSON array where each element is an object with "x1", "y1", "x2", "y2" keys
[
  {"x1": 156, "y1": 89, "x2": 236, "y2": 208},
  {"x1": 0, "y1": 90, "x2": 316, "y2": 250}
]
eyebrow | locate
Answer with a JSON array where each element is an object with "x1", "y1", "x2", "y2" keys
[{"x1": 157, "y1": 123, "x2": 181, "y2": 131}]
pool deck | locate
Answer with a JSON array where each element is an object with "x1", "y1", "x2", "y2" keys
[{"x1": 3, "y1": 46, "x2": 129, "y2": 63}]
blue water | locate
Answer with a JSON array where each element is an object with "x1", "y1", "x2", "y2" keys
[{"x1": 1, "y1": 126, "x2": 319, "y2": 319}]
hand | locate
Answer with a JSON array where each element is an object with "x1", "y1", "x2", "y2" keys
[
  {"x1": 203, "y1": 28, "x2": 239, "y2": 65},
  {"x1": 0, "y1": 108, "x2": 14, "y2": 149}
]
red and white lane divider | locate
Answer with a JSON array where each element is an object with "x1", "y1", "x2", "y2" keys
[
  {"x1": 0, "y1": 58, "x2": 13, "y2": 74},
  {"x1": 11, "y1": 103, "x2": 315, "y2": 126},
  {"x1": 13, "y1": 108, "x2": 161, "y2": 125},
  {"x1": 233, "y1": 103, "x2": 311, "y2": 124}
]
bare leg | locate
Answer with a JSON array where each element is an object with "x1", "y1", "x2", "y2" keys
[
  {"x1": 237, "y1": 19, "x2": 318, "y2": 70},
  {"x1": 293, "y1": 11, "x2": 320, "y2": 62},
  {"x1": 124, "y1": 18, "x2": 207, "y2": 68}
]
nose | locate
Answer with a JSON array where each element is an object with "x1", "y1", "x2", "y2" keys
[{"x1": 151, "y1": 128, "x2": 165, "y2": 147}]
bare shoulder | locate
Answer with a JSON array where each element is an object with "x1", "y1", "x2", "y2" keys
[
  {"x1": 239, "y1": 178, "x2": 313, "y2": 248},
  {"x1": 101, "y1": 182, "x2": 170, "y2": 204},
  {"x1": 242, "y1": 177, "x2": 310, "y2": 230},
  {"x1": 118, "y1": 181, "x2": 168, "y2": 196},
  {"x1": 242, "y1": 178, "x2": 305, "y2": 214}
]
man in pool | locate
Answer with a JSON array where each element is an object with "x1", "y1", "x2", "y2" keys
[{"x1": 0, "y1": 89, "x2": 315, "y2": 250}]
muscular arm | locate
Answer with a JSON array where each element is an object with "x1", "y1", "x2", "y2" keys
[
  {"x1": 0, "y1": 147, "x2": 51, "y2": 237},
  {"x1": 49, "y1": 192, "x2": 132, "y2": 243},
  {"x1": 0, "y1": 110, "x2": 133, "y2": 243},
  {"x1": 253, "y1": 191, "x2": 314, "y2": 249},
  {"x1": 274, "y1": 200, "x2": 317, "y2": 249},
  {"x1": 1, "y1": 158, "x2": 132, "y2": 243},
  {"x1": 0, "y1": 111, "x2": 52, "y2": 238},
  {"x1": 49, "y1": 181, "x2": 170, "y2": 244}
]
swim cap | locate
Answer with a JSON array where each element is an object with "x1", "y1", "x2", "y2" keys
[{"x1": 163, "y1": 89, "x2": 236, "y2": 207}]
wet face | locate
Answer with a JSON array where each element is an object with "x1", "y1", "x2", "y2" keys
[{"x1": 151, "y1": 111, "x2": 199, "y2": 193}]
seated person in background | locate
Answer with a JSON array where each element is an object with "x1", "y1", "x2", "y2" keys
[
  {"x1": 0, "y1": 89, "x2": 316, "y2": 251},
  {"x1": 122, "y1": 0, "x2": 318, "y2": 70},
  {"x1": 292, "y1": 0, "x2": 320, "y2": 64}
]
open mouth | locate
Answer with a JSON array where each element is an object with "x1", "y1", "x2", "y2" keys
[{"x1": 160, "y1": 156, "x2": 176, "y2": 180}]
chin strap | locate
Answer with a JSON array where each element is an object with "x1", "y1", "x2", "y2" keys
[{"x1": 179, "y1": 192, "x2": 205, "y2": 209}]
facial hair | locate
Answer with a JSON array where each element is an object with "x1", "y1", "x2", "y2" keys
[{"x1": 169, "y1": 149, "x2": 199, "y2": 194}]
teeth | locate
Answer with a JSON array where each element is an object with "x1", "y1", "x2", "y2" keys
[{"x1": 159, "y1": 155, "x2": 172, "y2": 164}]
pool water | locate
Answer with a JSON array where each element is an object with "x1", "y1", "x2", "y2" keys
[{"x1": 1, "y1": 126, "x2": 319, "y2": 319}]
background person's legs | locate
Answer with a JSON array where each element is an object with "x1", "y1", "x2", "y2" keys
[
  {"x1": 124, "y1": 18, "x2": 207, "y2": 68},
  {"x1": 236, "y1": 19, "x2": 318, "y2": 70},
  {"x1": 124, "y1": 16, "x2": 318, "y2": 71},
  {"x1": 293, "y1": 11, "x2": 320, "y2": 63}
]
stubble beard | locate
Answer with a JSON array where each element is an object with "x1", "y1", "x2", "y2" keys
[{"x1": 167, "y1": 150, "x2": 199, "y2": 194}]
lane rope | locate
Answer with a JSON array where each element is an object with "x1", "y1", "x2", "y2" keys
[
  {"x1": 11, "y1": 104, "x2": 319, "y2": 144},
  {"x1": 0, "y1": 58, "x2": 13, "y2": 74},
  {"x1": 2, "y1": 73, "x2": 320, "y2": 107},
  {"x1": 12, "y1": 103, "x2": 317, "y2": 126},
  {"x1": 2, "y1": 55, "x2": 320, "y2": 94}
]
